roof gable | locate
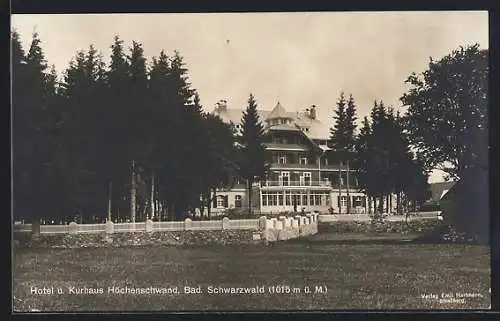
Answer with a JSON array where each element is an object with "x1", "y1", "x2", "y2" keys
[{"x1": 266, "y1": 102, "x2": 293, "y2": 120}]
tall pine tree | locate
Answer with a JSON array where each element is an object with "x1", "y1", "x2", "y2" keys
[
  {"x1": 330, "y1": 92, "x2": 357, "y2": 213},
  {"x1": 238, "y1": 94, "x2": 268, "y2": 215}
]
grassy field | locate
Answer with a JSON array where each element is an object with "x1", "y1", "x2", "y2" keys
[{"x1": 12, "y1": 235, "x2": 490, "y2": 311}]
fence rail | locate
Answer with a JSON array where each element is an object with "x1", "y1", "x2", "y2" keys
[
  {"x1": 14, "y1": 217, "x2": 261, "y2": 235},
  {"x1": 40, "y1": 225, "x2": 70, "y2": 234},
  {"x1": 190, "y1": 220, "x2": 223, "y2": 231},
  {"x1": 228, "y1": 219, "x2": 260, "y2": 230},
  {"x1": 113, "y1": 222, "x2": 146, "y2": 233},
  {"x1": 318, "y1": 211, "x2": 442, "y2": 223},
  {"x1": 77, "y1": 224, "x2": 107, "y2": 233},
  {"x1": 152, "y1": 221, "x2": 184, "y2": 231}
]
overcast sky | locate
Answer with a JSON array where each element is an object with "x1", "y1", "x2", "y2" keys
[{"x1": 11, "y1": 12, "x2": 488, "y2": 182}]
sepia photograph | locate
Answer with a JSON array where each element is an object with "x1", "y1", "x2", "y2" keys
[{"x1": 11, "y1": 11, "x2": 489, "y2": 311}]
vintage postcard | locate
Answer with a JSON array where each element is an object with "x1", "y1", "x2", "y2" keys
[{"x1": 11, "y1": 11, "x2": 490, "y2": 311}]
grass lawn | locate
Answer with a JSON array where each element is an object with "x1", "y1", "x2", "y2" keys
[{"x1": 12, "y1": 236, "x2": 490, "y2": 311}]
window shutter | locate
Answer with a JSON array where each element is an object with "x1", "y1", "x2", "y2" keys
[
  {"x1": 213, "y1": 195, "x2": 217, "y2": 208},
  {"x1": 224, "y1": 195, "x2": 228, "y2": 208}
]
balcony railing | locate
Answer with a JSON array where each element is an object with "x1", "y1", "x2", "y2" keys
[
  {"x1": 261, "y1": 180, "x2": 331, "y2": 187},
  {"x1": 261, "y1": 180, "x2": 361, "y2": 190},
  {"x1": 269, "y1": 163, "x2": 346, "y2": 170}
]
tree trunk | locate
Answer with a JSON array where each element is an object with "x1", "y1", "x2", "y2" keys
[
  {"x1": 248, "y1": 179, "x2": 253, "y2": 215},
  {"x1": 396, "y1": 192, "x2": 401, "y2": 215},
  {"x1": 338, "y1": 168, "x2": 342, "y2": 214},
  {"x1": 150, "y1": 171, "x2": 155, "y2": 220},
  {"x1": 107, "y1": 182, "x2": 112, "y2": 222},
  {"x1": 130, "y1": 160, "x2": 136, "y2": 223},
  {"x1": 378, "y1": 196, "x2": 384, "y2": 214},
  {"x1": 346, "y1": 159, "x2": 350, "y2": 214},
  {"x1": 210, "y1": 187, "x2": 216, "y2": 220}
]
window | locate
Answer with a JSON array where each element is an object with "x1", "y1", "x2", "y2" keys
[
  {"x1": 315, "y1": 195, "x2": 321, "y2": 206},
  {"x1": 293, "y1": 193, "x2": 301, "y2": 206},
  {"x1": 285, "y1": 192, "x2": 291, "y2": 206},
  {"x1": 235, "y1": 195, "x2": 242, "y2": 208},
  {"x1": 303, "y1": 172, "x2": 311, "y2": 186},
  {"x1": 281, "y1": 172, "x2": 289, "y2": 186},
  {"x1": 310, "y1": 194, "x2": 314, "y2": 206},
  {"x1": 302, "y1": 194, "x2": 308, "y2": 206},
  {"x1": 217, "y1": 196, "x2": 226, "y2": 208},
  {"x1": 263, "y1": 192, "x2": 280, "y2": 206},
  {"x1": 299, "y1": 157, "x2": 308, "y2": 165},
  {"x1": 340, "y1": 196, "x2": 347, "y2": 207},
  {"x1": 278, "y1": 155, "x2": 287, "y2": 164},
  {"x1": 278, "y1": 194, "x2": 284, "y2": 206}
]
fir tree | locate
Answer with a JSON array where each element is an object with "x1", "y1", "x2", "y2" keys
[
  {"x1": 330, "y1": 92, "x2": 357, "y2": 213},
  {"x1": 238, "y1": 94, "x2": 268, "y2": 215}
]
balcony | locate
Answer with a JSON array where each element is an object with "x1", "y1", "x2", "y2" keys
[
  {"x1": 261, "y1": 180, "x2": 331, "y2": 188},
  {"x1": 264, "y1": 143, "x2": 310, "y2": 151},
  {"x1": 269, "y1": 163, "x2": 343, "y2": 170}
]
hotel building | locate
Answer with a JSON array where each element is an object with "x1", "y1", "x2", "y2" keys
[{"x1": 210, "y1": 99, "x2": 371, "y2": 215}]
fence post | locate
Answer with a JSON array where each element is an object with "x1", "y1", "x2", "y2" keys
[
  {"x1": 280, "y1": 216, "x2": 290, "y2": 228},
  {"x1": 68, "y1": 222, "x2": 78, "y2": 234},
  {"x1": 145, "y1": 219, "x2": 154, "y2": 232},
  {"x1": 184, "y1": 218, "x2": 192, "y2": 231},
  {"x1": 106, "y1": 220, "x2": 114, "y2": 234},
  {"x1": 259, "y1": 216, "x2": 267, "y2": 230},
  {"x1": 31, "y1": 221, "x2": 40, "y2": 236},
  {"x1": 222, "y1": 217, "x2": 230, "y2": 230}
]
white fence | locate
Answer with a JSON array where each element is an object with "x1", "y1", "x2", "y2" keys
[
  {"x1": 152, "y1": 221, "x2": 184, "y2": 231},
  {"x1": 228, "y1": 219, "x2": 260, "y2": 230},
  {"x1": 113, "y1": 222, "x2": 146, "y2": 233},
  {"x1": 14, "y1": 212, "x2": 441, "y2": 235},
  {"x1": 14, "y1": 217, "x2": 261, "y2": 235},
  {"x1": 318, "y1": 211, "x2": 442, "y2": 223},
  {"x1": 40, "y1": 225, "x2": 70, "y2": 234}
]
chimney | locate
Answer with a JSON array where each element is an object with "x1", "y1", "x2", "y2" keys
[
  {"x1": 216, "y1": 99, "x2": 228, "y2": 112},
  {"x1": 310, "y1": 105, "x2": 317, "y2": 120}
]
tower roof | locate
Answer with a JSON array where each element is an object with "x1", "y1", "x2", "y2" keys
[{"x1": 266, "y1": 102, "x2": 293, "y2": 121}]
